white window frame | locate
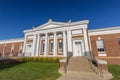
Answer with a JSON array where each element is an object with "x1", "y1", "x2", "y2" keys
[
  {"x1": 2, "y1": 44, "x2": 6, "y2": 55},
  {"x1": 58, "y1": 39, "x2": 63, "y2": 55},
  {"x1": 96, "y1": 40, "x2": 106, "y2": 56},
  {"x1": 41, "y1": 41, "x2": 45, "y2": 54},
  {"x1": 49, "y1": 40, "x2": 54, "y2": 54},
  {"x1": 19, "y1": 43, "x2": 23, "y2": 53}
]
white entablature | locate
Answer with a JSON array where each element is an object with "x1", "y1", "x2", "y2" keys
[
  {"x1": 0, "y1": 38, "x2": 24, "y2": 44},
  {"x1": 23, "y1": 20, "x2": 89, "y2": 34}
]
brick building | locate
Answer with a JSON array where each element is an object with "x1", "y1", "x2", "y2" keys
[{"x1": 0, "y1": 19, "x2": 120, "y2": 64}]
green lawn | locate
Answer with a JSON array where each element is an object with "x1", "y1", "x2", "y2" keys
[
  {"x1": 108, "y1": 64, "x2": 120, "y2": 80},
  {"x1": 0, "y1": 62, "x2": 61, "y2": 80}
]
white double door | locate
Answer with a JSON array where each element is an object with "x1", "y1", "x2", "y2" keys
[
  {"x1": 25, "y1": 43, "x2": 32, "y2": 56},
  {"x1": 73, "y1": 40, "x2": 84, "y2": 56}
]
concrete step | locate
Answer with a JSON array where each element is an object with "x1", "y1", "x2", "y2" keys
[{"x1": 67, "y1": 57, "x2": 94, "y2": 72}]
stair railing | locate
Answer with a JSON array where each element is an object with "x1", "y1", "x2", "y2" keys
[
  {"x1": 64, "y1": 52, "x2": 73, "y2": 74},
  {"x1": 84, "y1": 51, "x2": 104, "y2": 78}
]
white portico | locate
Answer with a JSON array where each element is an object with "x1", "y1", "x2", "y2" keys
[{"x1": 23, "y1": 19, "x2": 89, "y2": 57}]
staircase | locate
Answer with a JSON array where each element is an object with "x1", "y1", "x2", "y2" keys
[
  {"x1": 58, "y1": 56, "x2": 113, "y2": 80},
  {"x1": 67, "y1": 57, "x2": 94, "y2": 72}
]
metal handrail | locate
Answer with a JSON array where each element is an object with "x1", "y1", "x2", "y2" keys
[
  {"x1": 64, "y1": 52, "x2": 72, "y2": 74},
  {"x1": 84, "y1": 51, "x2": 104, "y2": 78}
]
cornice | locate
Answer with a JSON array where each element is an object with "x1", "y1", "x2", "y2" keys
[{"x1": 24, "y1": 20, "x2": 89, "y2": 33}]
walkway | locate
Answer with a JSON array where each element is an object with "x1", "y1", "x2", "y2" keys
[{"x1": 57, "y1": 71, "x2": 102, "y2": 80}]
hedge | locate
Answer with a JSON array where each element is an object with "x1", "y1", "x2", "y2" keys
[{"x1": 22, "y1": 57, "x2": 60, "y2": 63}]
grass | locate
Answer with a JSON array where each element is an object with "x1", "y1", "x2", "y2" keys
[
  {"x1": 108, "y1": 64, "x2": 120, "y2": 80},
  {"x1": 0, "y1": 62, "x2": 61, "y2": 80}
]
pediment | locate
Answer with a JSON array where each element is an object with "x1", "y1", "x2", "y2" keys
[{"x1": 34, "y1": 22, "x2": 66, "y2": 30}]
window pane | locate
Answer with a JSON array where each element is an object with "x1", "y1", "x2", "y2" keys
[
  {"x1": 96, "y1": 40, "x2": 104, "y2": 48},
  {"x1": 42, "y1": 43, "x2": 45, "y2": 52},
  {"x1": 58, "y1": 39, "x2": 63, "y2": 54},
  {"x1": 50, "y1": 43, "x2": 53, "y2": 52},
  {"x1": 96, "y1": 40, "x2": 105, "y2": 52}
]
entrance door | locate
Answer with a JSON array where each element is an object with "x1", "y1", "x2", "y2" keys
[
  {"x1": 73, "y1": 40, "x2": 83, "y2": 56},
  {"x1": 25, "y1": 44, "x2": 32, "y2": 56}
]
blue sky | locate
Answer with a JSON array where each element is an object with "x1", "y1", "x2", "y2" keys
[{"x1": 0, "y1": 0, "x2": 120, "y2": 40}]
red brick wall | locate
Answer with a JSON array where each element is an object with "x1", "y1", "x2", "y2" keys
[
  {"x1": 0, "y1": 44, "x2": 4, "y2": 56},
  {"x1": 0, "y1": 42, "x2": 24, "y2": 57},
  {"x1": 5, "y1": 44, "x2": 11, "y2": 56},
  {"x1": 90, "y1": 33, "x2": 120, "y2": 64}
]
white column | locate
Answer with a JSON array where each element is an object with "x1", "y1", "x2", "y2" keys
[
  {"x1": 35, "y1": 34, "x2": 40, "y2": 56},
  {"x1": 53, "y1": 32, "x2": 57, "y2": 56},
  {"x1": 83, "y1": 28, "x2": 89, "y2": 52},
  {"x1": 44, "y1": 33, "x2": 48, "y2": 56},
  {"x1": 63, "y1": 31, "x2": 67, "y2": 56},
  {"x1": 67, "y1": 30, "x2": 72, "y2": 54},
  {"x1": 31, "y1": 34, "x2": 37, "y2": 56},
  {"x1": 22, "y1": 34, "x2": 27, "y2": 56}
]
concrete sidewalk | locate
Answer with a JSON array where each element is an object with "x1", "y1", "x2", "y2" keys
[{"x1": 57, "y1": 71, "x2": 102, "y2": 80}]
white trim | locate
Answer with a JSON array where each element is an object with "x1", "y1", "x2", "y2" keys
[
  {"x1": 63, "y1": 31, "x2": 67, "y2": 56},
  {"x1": 98, "y1": 53, "x2": 107, "y2": 56},
  {"x1": 0, "y1": 38, "x2": 24, "y2": 44},
  {"x1": 89, "y1": 26, "x2": 120, "y2": 36},
  {"x1": 24, "y1": 20, "x2": 89, "y2": 33},
  {"x1": 88, "y1": 35, "x2": 92, "y2": 52},
  {"x1": 31, "y1": 34, "x2": 37, "y2": 56},
  {"x1": 36, "y1": 34, "x2": 40, "y2": 56},
  {"x1": 72, "y1": 30, "x2": 82, "y2": 34},
  {"x1": 83, "y1": 29, "x2": 89, "y2": 52},
  {"x1": 67, "y1": 30, "x2": 72, "y2": 53},
  {"x1": 44, "y1": 33, "x2": 48, "y2": 56},
  {"x1": 53, "y1": 33, "x2": 57, "y2": 56}
]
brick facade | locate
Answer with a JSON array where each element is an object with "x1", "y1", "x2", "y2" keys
[
  {"x1": 0, "y1": 20, "x2": 120, "y2": 65},
  {"x1": 0, "y1": 42, "x2": 24, "y2": 57},
  {"x1": 90, "y1": 33, "x2": 120, "y2": 64}
]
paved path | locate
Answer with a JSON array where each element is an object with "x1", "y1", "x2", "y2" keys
[{"x1": 57, "y1": 71, "x2": 102, "y2": 80}]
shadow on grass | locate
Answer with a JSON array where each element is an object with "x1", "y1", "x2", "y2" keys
[{"x1": 0, "y1": 59, "x2": 24, "y2": 70}]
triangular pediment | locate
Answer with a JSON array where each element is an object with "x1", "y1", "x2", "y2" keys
[{"x1": 34, "y1": 22, "x2": 66, "y2": 30}]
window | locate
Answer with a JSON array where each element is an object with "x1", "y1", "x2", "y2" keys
[
  {"x1": 10, "y1": 44, "x2": 14, "y2": 56},
  {"x1": 3, "y1": 44, "x2": 6, "y2": 54},
  {"x1": 10, "y1": 44, "x2": 14, "y2": 53},
  {"x1": 42, "y1": 41, "x2": 45, "y2": 53},
  {"x1": 96, "y1": 40, "x2": 105, "y2": 52},
  {"x1": 118, "y1": 38, "x2": 120, "y2": 45},
  {"x1": 50, "y1": 41, "x2": 53, "y2": 53},
  {"x1": 58, "y1": 39, "x2": 63, "y2": 54},
  {"x1": 19, "y1": 43, "x2": 23, "y2": 53}
]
